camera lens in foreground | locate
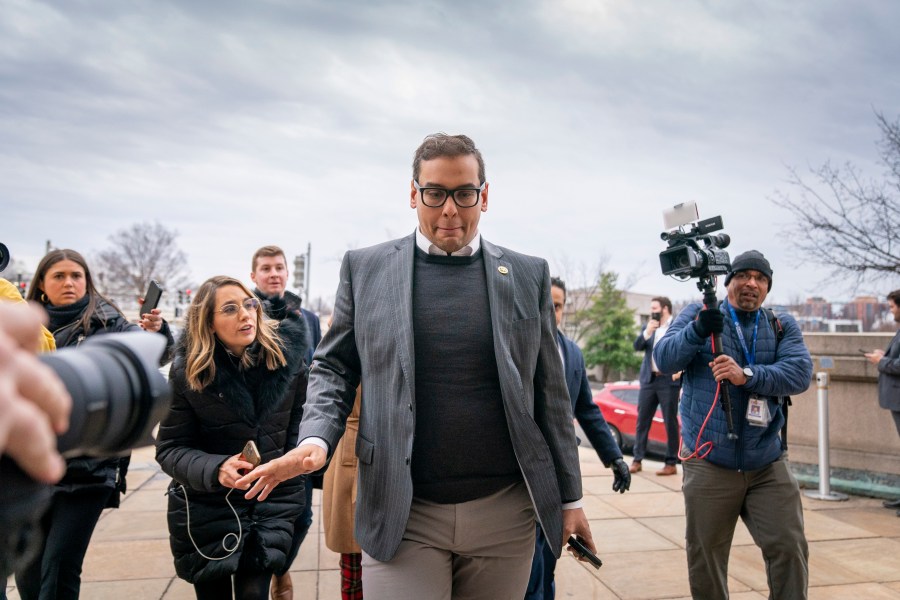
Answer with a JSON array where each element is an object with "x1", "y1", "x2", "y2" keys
[
  {"x1": 0, "y1": 242, "x2": 9, "y2": 272},
  {"x1": 39, "y1": 331, "x2": 171, "y2": 456},
  {"x1": 1, "y1": 331, "x2": 170, "y2": 578}
]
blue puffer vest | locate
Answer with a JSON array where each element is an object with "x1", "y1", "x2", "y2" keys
[{"x1": 653, "y1": 302, "x2": 813, "y2": 471}]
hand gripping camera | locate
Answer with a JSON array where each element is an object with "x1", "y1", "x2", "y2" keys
[{"x1": 0, "y1": 330, "x2": 171, "y2": 578}]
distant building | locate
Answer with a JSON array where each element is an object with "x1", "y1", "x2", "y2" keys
[
  {"x1": 793, "y1": 316, "x2": 863, "y2": 333},
  {"x1": 803, "y1": 296, "x2": 832, "y2": 319},
  {"x1": 625, "y1": 291, "x2": 658, "y2": 328},
  {"x1": 842, "y1": 296, "x2": 887, "y2": 332}
]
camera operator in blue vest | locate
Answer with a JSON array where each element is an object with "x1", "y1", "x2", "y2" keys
[{"x1": 653, "y1": 250, "x2": 813, "y2": 599}]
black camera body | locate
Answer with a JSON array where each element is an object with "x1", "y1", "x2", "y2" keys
[
  {"x1": 0, "y1": 242, "x2": 10, "y2": 273},
  {"x1": 657, "y1": 210, "x2": 742, "y2": 440},
  {"x1": 659, "y1": 215, "x2": 731, "y2": 280},
  {"x1": 0, "y1": 332, "x2": 171, "y2": 578}
]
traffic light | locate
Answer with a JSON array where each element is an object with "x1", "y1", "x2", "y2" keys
[
  {"x1": 293, "y1": 255, "x2": 306, "y2": 290},
  {"x1": 177, "y1": 290, "x2": 184, "y2": 304},
  {"x1": 185, "y1": 289, "x2": 192, "y2": 302},
  {"x1": 17, "y1": 281, "x2": 26, "y2": 298}
]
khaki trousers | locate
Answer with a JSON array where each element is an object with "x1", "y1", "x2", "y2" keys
[
  {"x1": 682, "y1": 456, "x2": 808, "y2": 600},
  {"x1": 361, "y1": 482, "x2": 536, "y2": 600}
]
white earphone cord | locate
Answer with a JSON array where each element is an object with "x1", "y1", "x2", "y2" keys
[{"x1": 180, "y1": 485, "x2": 242, "y2": 561}]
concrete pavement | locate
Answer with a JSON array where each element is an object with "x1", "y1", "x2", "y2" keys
[{"x1": 7, "y1": 445, "x2": 900, "y2": 599}]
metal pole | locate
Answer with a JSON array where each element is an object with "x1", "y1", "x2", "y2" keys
[
  {"x1": 305, "y1": 242, "x2": 311, "y2": 302},
  {"x1": 804, "y1": 371, "x2": 848, "y2": 501}
]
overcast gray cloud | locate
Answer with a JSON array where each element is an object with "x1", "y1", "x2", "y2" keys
[{"x1": 2, "y1": 0, "x2": 898, "y2": 307}]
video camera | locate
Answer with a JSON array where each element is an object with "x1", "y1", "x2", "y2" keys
[
  {"x1": 658, "y1": 203, "x2": 740, "y2": 440},
  {"x1": 0, "y1": 244, "x2": 171, "y2": 578},
  {"x1": 659, "y1": 202, "x2": 731, "y2": 281}
]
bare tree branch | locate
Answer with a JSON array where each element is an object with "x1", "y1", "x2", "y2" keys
[
  {"x1": 772, "y1": 111, "x2": 900, "y2": 290},
  {"x1": 94, "y1": 221, "x2": 189, "y2": 303}
]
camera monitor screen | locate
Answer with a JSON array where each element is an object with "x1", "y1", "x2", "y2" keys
[{"x1": 663, "y1": 201, "x2": 699, "y2": 230}]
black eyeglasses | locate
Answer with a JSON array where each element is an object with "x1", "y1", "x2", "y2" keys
[
  {"x1": 414, "y1": 181, "x2": 485, "y2": 208},
  {"x1": 216, "y1": 297, "x2": 260, "y2": 316}
]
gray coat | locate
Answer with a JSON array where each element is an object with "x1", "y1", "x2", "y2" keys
[
  {"x1": 297, "y1": 233, "x2": 583, "y2": 561},
  {"x1": 878, "y1": 330, "x2": 900, "y2": 412}
]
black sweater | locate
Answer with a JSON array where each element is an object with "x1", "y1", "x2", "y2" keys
[{"x1": 410, "y1": 249, "x2": 521, "y2": 503}]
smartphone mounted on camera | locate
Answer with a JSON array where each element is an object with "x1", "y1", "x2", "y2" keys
[{"x1": 140, "y1": 280, "x2": 163, "y2": 317}]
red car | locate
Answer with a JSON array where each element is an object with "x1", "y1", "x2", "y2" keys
[{"x1": 590, "y1": 381, "x2": 680, "y2": 457}]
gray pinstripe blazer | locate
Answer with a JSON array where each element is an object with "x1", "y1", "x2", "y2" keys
[{"x1": 297, "y1": 233, "x2": 583, "y2": 561}]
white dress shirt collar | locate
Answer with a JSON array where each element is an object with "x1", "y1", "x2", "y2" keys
[{"x1": 415, "y1": 227, "x2": 481, "y2": 256}]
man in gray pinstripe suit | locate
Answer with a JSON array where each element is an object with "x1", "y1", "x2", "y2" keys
[{"x1": 238, "y1": 133, "x2": 595, "y2": 599}]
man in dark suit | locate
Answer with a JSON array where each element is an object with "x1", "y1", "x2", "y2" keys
[
  {"x1": 525, "y1": 277, "x2": 630, "y2": 599},
  {"x1": 249, "y1": 244, "x2": 322, "y2": 599},
  {"x1": 631, "y1": 296, "x2": 681, "y2": 476},
  {"x1": 864, "y1": 289, "x2": 900, "y2": 515},
  {"x1": 238, "y1": 133, "x2": 594, "y2": 599},
  {"x1": 301, "y1": 305, "x2": 322, "y2": 364}
]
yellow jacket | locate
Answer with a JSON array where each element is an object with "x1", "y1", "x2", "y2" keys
[{"x1": 0, "y1": 278, "x2": 56, "y2": 352}]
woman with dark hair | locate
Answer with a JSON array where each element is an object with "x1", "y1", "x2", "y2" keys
[
  {"x1": 156, "y1": 275, "x2": 308, "y2": 600},
  {"x1": 16, "y1": 248, "x2": 174, "y2": 600}
]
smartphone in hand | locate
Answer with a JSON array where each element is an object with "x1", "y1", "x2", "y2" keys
[
  {"x1": 858, "y1": 348, "x2": 870, "y2": 354},
  {"x1": 241, "y1": 440, "x2": 262, "y2": 468},
  {"x1": 140, "y1": 280, "x2": 164, "y2": 317},
  {"x1": 567, "y1": 535, "x2": 602, "y2": 569}
]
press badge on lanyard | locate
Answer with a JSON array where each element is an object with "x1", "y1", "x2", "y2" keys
[
  {"x1": 746, "y1": 395, "x2": 770, "y2": 427},
  {"x1": 728, "y1": 304, "x2": 770, "y2": 427}
]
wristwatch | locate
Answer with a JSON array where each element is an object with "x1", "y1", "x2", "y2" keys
[{"x1": 742, "y1": 366, "x2": 754, "y2": 381}]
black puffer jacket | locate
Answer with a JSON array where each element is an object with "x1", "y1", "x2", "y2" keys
[
  {"x1": 51, "y1": 296, "x2": 174, "y2": 503},
  {"x1": 156, "y1": 314, "x2": 308, "y2": 583}
]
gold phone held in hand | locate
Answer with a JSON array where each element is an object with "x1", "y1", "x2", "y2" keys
[{"x1": 242, "y1": 440, "x2": 262, "y2": 468}]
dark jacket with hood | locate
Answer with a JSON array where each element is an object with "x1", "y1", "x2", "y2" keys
[
  {"x1": 156, "y1": 312, "x2": 308, "y2": 583},
  {"x1": 49, "y1": 295, "x2": 174, "y2": 503}
]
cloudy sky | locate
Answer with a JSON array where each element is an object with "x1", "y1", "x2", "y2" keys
[{"x1": 3, "y1": 0, "x2": 898, "y2": 308}]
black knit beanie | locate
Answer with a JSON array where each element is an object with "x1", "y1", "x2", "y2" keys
[{"x1": 724, "y1": 250, "x2": 773, "y2": 290}]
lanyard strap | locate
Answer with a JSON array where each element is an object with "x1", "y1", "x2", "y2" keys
[{"x1": 727, "y1": 303, "x2": 760, "y2": 366}]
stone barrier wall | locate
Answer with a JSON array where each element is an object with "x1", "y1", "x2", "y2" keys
[{"x1": 789, "y1": 332, "x2": 900, "y2": 482}]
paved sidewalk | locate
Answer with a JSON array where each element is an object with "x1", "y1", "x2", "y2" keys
[{"x1": 7, "y1": 445, "x2": 900, "y2": 599}]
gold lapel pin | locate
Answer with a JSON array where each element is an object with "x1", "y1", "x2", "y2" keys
[{"x1": 498, "y1": 266, "x2": 509, "y2": 275}]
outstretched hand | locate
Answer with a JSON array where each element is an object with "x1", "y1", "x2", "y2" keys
[{"x1": 235, "y1": 444, "x2": 326, "y2": 501}]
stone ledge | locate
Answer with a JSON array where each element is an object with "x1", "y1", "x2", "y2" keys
[{"x1": 792, "y1": 461, "x2": 900, "y2": 499}]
